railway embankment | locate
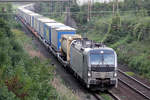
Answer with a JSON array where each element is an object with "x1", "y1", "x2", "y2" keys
[
  {"x1": 11, "y1": 26, "x2": 80, "y2": 100},
  {"x1": 0, "y1": 17, "x2": 58, "y2": 99}
]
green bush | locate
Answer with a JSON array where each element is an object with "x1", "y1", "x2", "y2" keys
[
  {"x1": 0, "y1": 16, "x2": 58, "y2": 99},
  {"x1": 133, "y1": 17, "x2": 150, "y2": 41}
]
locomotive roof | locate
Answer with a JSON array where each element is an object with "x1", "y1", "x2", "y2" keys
[{"x1": 71, "y1": 38, "x2": 113, "y2": 52}]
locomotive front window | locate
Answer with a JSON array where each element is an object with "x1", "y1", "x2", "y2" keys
[
  {"x1": 90, "y1": 54, "x2": 102, "y2": 65},
  {"x1": 103, "y1": 53, "x2": 115, "y2": 65},
  {"x1": 90, "y1": 51, "x2": 115, "y2": 65}
]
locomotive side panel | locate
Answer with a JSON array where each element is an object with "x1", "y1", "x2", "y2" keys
[{"x1": 70, "y1": 46, "x2": 84, "y2": 79}]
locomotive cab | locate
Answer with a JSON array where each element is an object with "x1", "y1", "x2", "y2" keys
[
  {"x1": 70, "y1": 39, "x2": 117, "y2": 91},
  {"x1": 86, "y1": 48, "x2": 117, "y2": 90}
]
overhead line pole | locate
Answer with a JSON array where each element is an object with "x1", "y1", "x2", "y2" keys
[
  {"x1": 113, "y1": 0, "x2": 115, "y2": 15},
  {"x1": 88, "y1": 0, "x2": 91, "y2": 22},
  {"x1": 116, "y1": 0, "x2": 119, "y2": 13}
]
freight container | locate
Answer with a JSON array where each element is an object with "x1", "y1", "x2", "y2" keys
[
  {"x1": 43, "y1": 23, "x2": 65, "y2": 45},
  {"x1": 18, "y1": 8, "x2": 24, "y2": 18},
  {"x1": 19, "y1": 8, "x2": 25, "y2": 19},
  {"x1": 37, "y1": 17, "x2": 56, "y2": 37},
  {"x1": 34, "y1": 15, "x2": 43, "y2": 32},
  {"x1": 17, "y1": 8, "x2": 22, "y2": 17},
  {"x1": 29, "y1": 13, "x2": 41, "y2": 28},
  {"x1": 24, "y1": 10, "x2": 33, "y2": 24},
  {"x1": 24, "y1": 12, "x2": 38, "y2": 26},
  {"x1": 20, "y1": 9, "x2": 27, "y2": 21},
  {"x1": 21, "y1": 9, "x2": 33, "y2": 24},
  {"x1": 19, "y1": 9, "x2": 24, "y2": 19},
  {"x1": 61, "y1": 34, "x2": 82, "y2": 61},
  {"x1": 51, "y1": 26, "x2": 76, "y2": 51}
]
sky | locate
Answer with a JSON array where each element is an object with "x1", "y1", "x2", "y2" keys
[{"x1": 77, "y1": 0, "x2": 123, "y2": 5}]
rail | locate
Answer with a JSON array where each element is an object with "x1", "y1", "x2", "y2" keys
[
  {"x1": 118, "y1": 69, "x2": 150, "y2": 90},
  {"x1": 118, "y1": 69, "x2": 150, "y2": 100},
  {"x1": 108, "y1": 90, "x2": 121, "y2": 100},
  {"x1": 92, "y1": 93, "x2": 105, "y2": 100}
]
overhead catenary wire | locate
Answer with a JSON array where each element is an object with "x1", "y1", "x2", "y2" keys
[
  {"x1": 0, "y1": 11, "x2": 148, "y2": 15},
  {"x1": 2, "y1": 9, "x2": 150, "y2": 16}
]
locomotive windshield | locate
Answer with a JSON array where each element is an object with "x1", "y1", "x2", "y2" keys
[
  {"x1": 103, "y1": 53, "x2": 115, "y2": 65},
  {"x1": 90, "y1": 50, "x2": 115, "y2": 65},
  {"x1": 90, "y1": 54, "x2": 102, "y2": 65}
]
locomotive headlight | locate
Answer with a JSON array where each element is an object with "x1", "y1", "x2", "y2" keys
[
  {"x1": 88, "y1": 72, "x2": 91, "y2": 77},
  {"x1": 100, "y1": 51, "x2": 104, "y2": 54},
  {"x1": 114, "y1": 72, "x2": 117, "y2": 77}
]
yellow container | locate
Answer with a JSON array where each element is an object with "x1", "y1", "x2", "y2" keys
[{"x1": 61, "y1": 34, "x2": 82, "y2": 61}]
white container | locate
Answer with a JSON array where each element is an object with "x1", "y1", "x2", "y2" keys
[
  {"x1": 51, "y1": 25, "x2": 76, "y2": 51},
  {"x1": 37, "y1": 17, "x2": 56, "y2": 37},
  {"x1": 43, "y1": 22, "x2": 65, "y2": 45}
]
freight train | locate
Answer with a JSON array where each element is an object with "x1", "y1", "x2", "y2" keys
[{"x1": 16, "y1": 4, "x2": 118, "y2": 91}]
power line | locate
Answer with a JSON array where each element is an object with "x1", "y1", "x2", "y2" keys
[{"x1": 1, "y1": 10, "x2": 147, "y2": 15}]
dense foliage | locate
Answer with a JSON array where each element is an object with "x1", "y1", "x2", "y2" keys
[
  {"x1": 76, "y1": 1, "x2": 150, "y2": 78},
  {"x1": 0, "y1": 3, "x2": 62, "y2": 100},
  {"x1": 0, "y1": 16, "x2": 60, "y2": 100}
]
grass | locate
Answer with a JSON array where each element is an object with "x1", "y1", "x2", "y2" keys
[
  {"x1": 52, "y1": 76, "x2": 79, "y2": 100},
  {"x1": 100, "y1": 93, "x2": 113, "y2": 100},
  {"x1": 125, "y1": 72, "x2": 135, "y2": 76},
  {"x1": 11, "y1": 29, "x2": 38, "y2": 50},
  {"x1": 11, "y1": 29, "x2": 32, "y2": 46}
]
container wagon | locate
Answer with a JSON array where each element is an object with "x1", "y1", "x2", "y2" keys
[{"x1": 69, "y1": 39, "x2": 117, "y2": 90}]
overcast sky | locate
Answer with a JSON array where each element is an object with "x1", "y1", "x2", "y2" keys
[{"x1": 77, "y1": 0, "x2": 123, "y2": 5}]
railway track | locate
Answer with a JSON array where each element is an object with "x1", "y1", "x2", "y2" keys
[
  {"x1": 92, "y1": 93, "x2": 105, "y2": 100},
  {"x1": 118, "y1": 69, "x2": 150, "y2": 100},
  {"x1": 92, "y1": 91, "x2": 120, "y2": 100},
  {"x1": 108, "y1": 91, "x2": 121, "y2": 100}
]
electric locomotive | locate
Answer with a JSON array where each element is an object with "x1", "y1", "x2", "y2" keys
[{"x1": 61, "y1": 36, "x2": 117, "y2": 91}]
